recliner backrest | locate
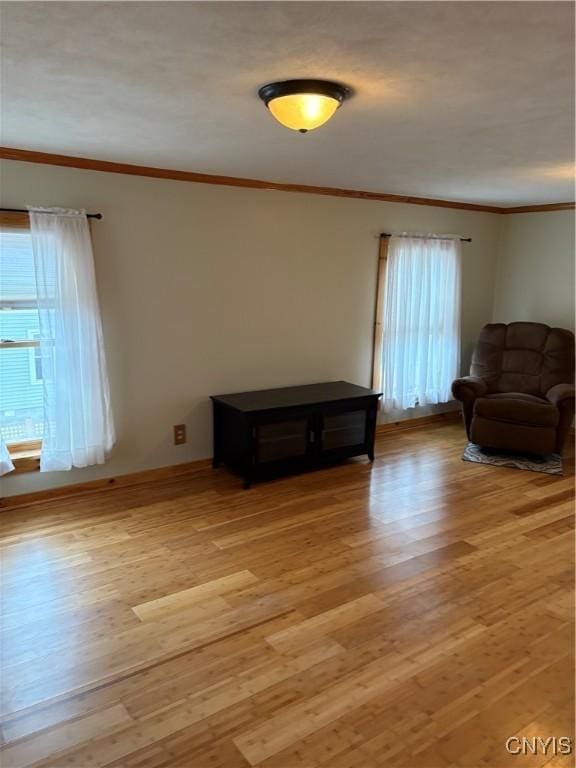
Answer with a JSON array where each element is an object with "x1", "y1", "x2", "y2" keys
[{"x1": 470, "y1": 322, "x2": 575, "y2": 396}]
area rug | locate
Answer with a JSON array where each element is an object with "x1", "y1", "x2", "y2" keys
[{"x1": 462, "y1": 442, "x2": 563, "y2": 475}]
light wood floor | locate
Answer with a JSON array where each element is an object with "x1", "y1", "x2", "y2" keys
[{"x1": 1, "y1": 423, "x2": 574, "y2": 768}]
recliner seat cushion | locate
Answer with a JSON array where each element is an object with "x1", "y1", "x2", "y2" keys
[
  {"x1": 474, "y1": 392, "x2": 559, "y2": 428},
  {"x1": 470, "y1": 416, "x2": 556, "y2": 455}
]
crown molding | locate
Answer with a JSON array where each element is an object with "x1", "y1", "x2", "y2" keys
[
  {"x1": 500, "y1": 202, "x2": 576, "y2": 214},
  {"x1": 1, "y1": 147, "x2": 574, "y2": 215}
]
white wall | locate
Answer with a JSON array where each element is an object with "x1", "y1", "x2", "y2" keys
[
  {"x1": 493, "y1": 210, "x2": 575, "y2": 330},
  {"x1": 1, "y1": 159, "x2": 501, "y2": 496}
]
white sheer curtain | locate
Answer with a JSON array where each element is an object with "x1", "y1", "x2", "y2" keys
[
  {"x1": 0, "y1": 436, "x2": 14, "y2": 476},
  {"x1": 29, "y1": 207, "x2": 115, "y2": 471},
  {"x1": 380, "y1": 235, "x2": 461, "y2": 412}
]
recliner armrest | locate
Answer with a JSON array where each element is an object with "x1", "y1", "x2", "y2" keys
[
  {"x1": 452, "y1": 376, "x2": 488, "y2": 402},
  {"x1": 546, "y1": 383, "x2": 575, "y2": 407}
]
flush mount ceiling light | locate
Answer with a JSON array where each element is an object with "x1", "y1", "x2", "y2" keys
[{"x1": 258, "y1": 79, "x2": 351, "y2": 133}]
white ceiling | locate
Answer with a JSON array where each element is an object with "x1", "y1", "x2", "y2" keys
[{"x1": 1, "y1": 1, "x2": 574, "y2": 206}]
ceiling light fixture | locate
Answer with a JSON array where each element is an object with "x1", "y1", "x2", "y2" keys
[{"x1": 258, "y1": 79, "x2": 351, "y2": 133}]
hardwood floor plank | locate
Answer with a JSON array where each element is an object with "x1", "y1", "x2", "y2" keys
[
  {"x1": 296, "y1": 541, "x2": 478, "y2": 617},
  {"x1": 232, "y1": 651, "x2": 412, "y2": 765},
  {"x1": 1, "y1": 704, "x2": 133, "y2": 768},
  {"x1": 132, "y1": 570, "x2": 259, "y2": 622},
  {"x1": 265, "y1": 594, "x2": 384, "y2": 652}
]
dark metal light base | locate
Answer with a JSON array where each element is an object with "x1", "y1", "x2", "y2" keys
[{"x1": 258, "y1": 79, "x2": 351, "y2": 107}]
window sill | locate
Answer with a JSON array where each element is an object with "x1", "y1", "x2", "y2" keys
[{"x1": 8, "y1": 442, "x2": 41, "y2": 474}]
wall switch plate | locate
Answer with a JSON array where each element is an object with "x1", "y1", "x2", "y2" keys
[{"x1": 173, "y1": 424, "x2": 187, "y2": 445}]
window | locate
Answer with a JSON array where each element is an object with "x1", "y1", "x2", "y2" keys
[
  {"x1": 373, "y1": 235, "x2": 461, "y2": 412},
  {"x1": 0, "y1": 213, "x2": 43, "y2": 445},
  {"x1": 1, "y1": 207, "x2": 115, "y2": 476}
]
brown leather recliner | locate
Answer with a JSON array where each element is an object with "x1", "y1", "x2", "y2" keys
[{"x1": 452, "y1": 322, "x2": 575, "y2": 455}]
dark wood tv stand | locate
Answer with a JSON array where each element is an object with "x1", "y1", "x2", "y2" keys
[{"x1": 210, "y1": 381, "x2": 382, "y2": 488}]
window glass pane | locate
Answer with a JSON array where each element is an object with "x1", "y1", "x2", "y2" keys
[
  {"x1": 0, "y1": 308, "x2": 40, "y2": 341},
  {"x1": 0, "y1": 231, "x2": 36, "y2": 303},
  {"x1": 0, "y1": 347, "x2": 44, "y2": 442},
  {"x1": 0, "y1": 229, "x2": 43, "y2": 442}
]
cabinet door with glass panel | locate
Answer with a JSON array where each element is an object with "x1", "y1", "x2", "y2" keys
[
  {"x1": 318, "y1": 401, "x2": 373, "y2": 459},
  {"x1": 0, "y1": 213, "x2": 43, "y2": 451},
  {"x1": 254, "y1": 413, "x2": 315, "y2": 465}
]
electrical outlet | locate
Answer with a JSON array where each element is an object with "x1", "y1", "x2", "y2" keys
[{"x1": 173, "y1": 424, "x2": 187, "y2": 445}]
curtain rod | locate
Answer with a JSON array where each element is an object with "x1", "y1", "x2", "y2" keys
[
  {"x1": 0, "y1": 207, "x2": 102, "y2": 220},
  {"x1": 380, "y1": 232, "x2": 471, "y2": 242}
]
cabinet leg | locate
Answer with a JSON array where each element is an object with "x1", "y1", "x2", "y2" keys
[
  {"x1": 243, "y1": 478, "x2": 252, "y2": 490},
  {"x1": 368, "y1": 449, "x2": 375, "y2": 462},
  {"x1": 212, "y1": 457, "x2": 221, "y2": 469}
]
